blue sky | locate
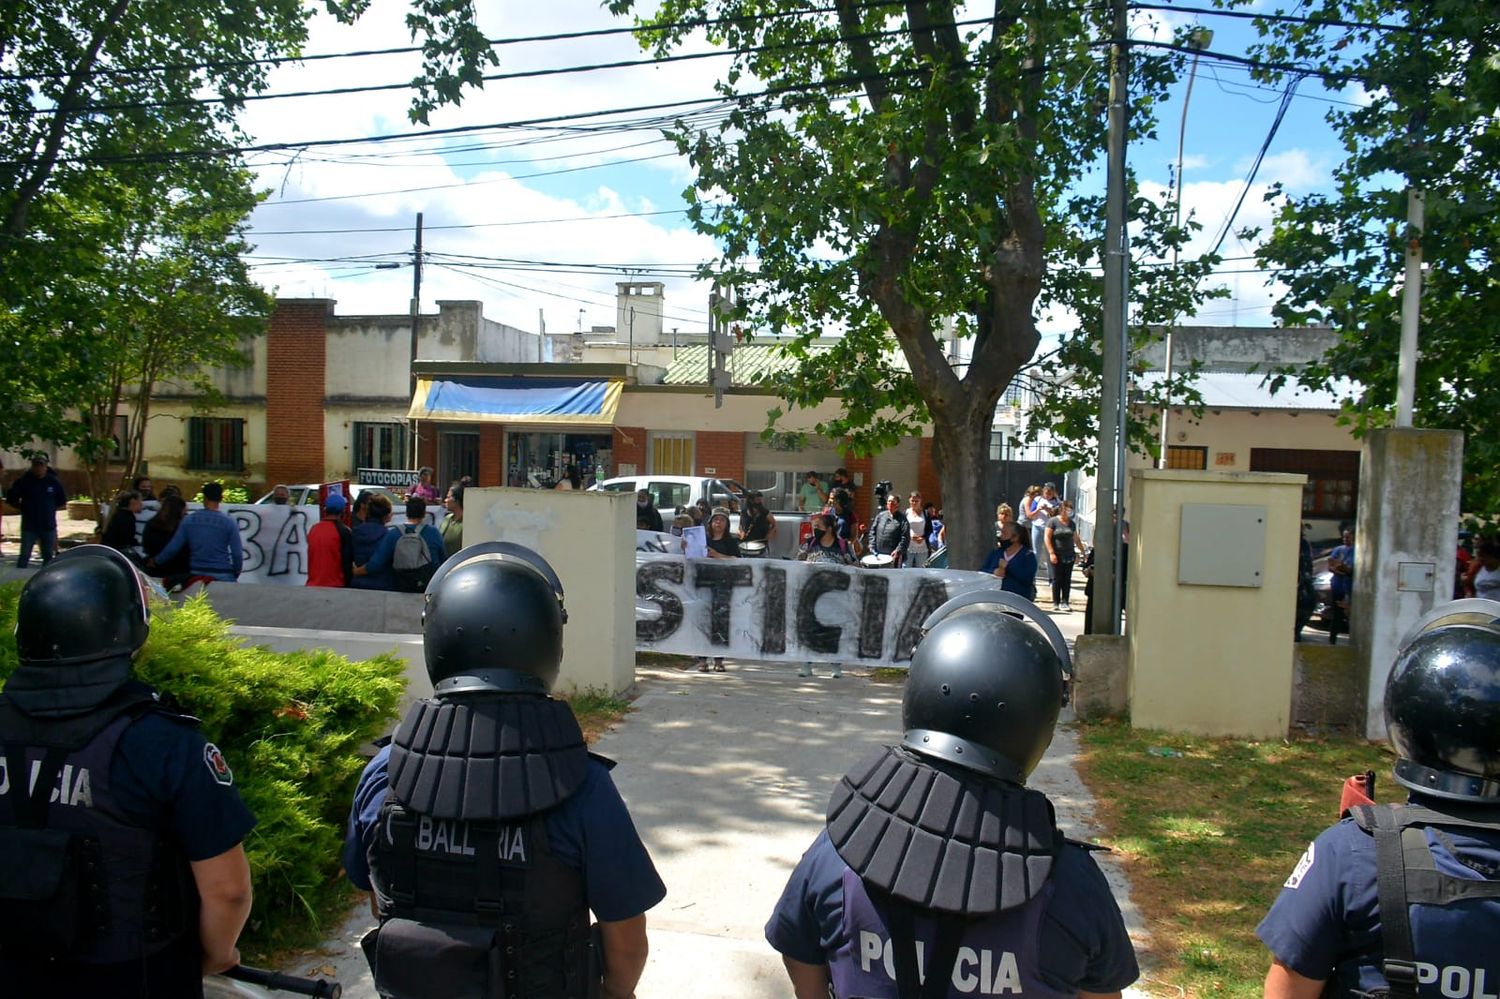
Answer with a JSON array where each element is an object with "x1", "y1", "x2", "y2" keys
[{"x1": 239, "y1": 2, "x2": 1371, "y2": 347}]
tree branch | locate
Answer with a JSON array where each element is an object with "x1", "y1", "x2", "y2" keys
[
  {"x1": 4, "y1": 0, "x2": 134, "y2": 238},
  {"x1": 835, "y1": 0, "x2": 891, "y2": 112}
]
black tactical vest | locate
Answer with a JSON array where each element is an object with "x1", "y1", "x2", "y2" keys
[
  {"x1": 367, "y1": 696, "x2": 596, "y2": 999},
  {"x1": 0, "y1": 694, "x2": 197, "y2": 966}
]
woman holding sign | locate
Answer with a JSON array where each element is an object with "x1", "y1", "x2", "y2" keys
[{"x1": 695, "y1": 508, "x2": 739, "y2": 673}]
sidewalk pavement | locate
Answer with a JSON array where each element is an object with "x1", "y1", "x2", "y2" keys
[{"x1": 289, "y1": 604, "x2": 1152, "y2": 998}]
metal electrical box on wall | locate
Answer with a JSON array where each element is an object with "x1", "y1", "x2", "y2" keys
[{"x1": 1178, "y1": 503, "x2": 1267, "y2": 587}]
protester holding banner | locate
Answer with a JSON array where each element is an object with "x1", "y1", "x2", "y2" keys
[
  {"x1": 797, "y1": 513, "x2": 854, "y2": 679},
  {"x1": 141, "y1": 493, "x2": 190, "y2": 588},
  {"x1": 307, "y1": 494, "x2": 354, "y2": 588},
  {"x1": 694, "y1": 508, "x2": 740, "y2": 673},
  {"x1": 352, "y1": 494, "x2": 395, "y2": 568},
  {"x1": 150, "y1": 481, "x2": 242, "y2": 583},
  {"x1": 738, "y1": 491, "x2": 777, "y2": 548},
  {"x1": 981, "y1": 521, "x2": 1037, "y2": 602}
]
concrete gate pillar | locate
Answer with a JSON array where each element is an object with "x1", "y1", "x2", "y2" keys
[{"x1": 1353, "y1": 429, "x2": 1463, "y2": 740}]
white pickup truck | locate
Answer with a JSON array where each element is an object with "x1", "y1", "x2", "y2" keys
[{"x1": 594, "y1": 474, "x2": 809, "y2": 559}]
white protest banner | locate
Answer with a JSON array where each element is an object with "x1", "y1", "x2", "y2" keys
[
  {"x1": 132, "y1": 504, "x2": 440, "y2": 586},
  {"x1": 635, "y1": 554, "x2": 1006, "y2": 665},
  {"x1": 636, "y1": 530, "x2": 686, "y2": 555}
]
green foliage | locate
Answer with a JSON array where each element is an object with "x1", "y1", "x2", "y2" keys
[
  {"x1": 1246, "y1": 1, "x2": 1500, "y2": 519},
  {"x1": 193, "y1": 481, "x2": 252, "y2": 505},
  {"x1": 611, "y1": 0, "x2": 1221, "y2": 568},
  {"x1": 0, "y1": 586, "x2": 405, "y2": 957}
]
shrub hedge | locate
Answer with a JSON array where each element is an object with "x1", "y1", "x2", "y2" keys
[{"x1": 0, "y1": 583, "x2": 406, "y2": 956}]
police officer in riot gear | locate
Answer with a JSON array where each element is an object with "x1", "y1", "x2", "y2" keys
[
  {"x1": 1258, "y1": 599, "x2": 1500, "y2": 999},
  {"x1": 344, "y1": 542, "x2": 665, "y2": 999},
  {"x1": 0, "y1": 545, "x2": 256, "y2": 998},
  {"x1": 766, "y1": 591, "x2": 1139, "y2": 998}
]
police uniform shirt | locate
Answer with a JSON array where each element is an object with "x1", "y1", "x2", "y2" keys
[
  {"x1": 1257, "y1": 811, "x2": 1500, "y2": 994},
  {"x1": 110, "y1": 711, "x2": 258, "y2": 859},
  {"x1": 345, "y1": 745, "x2": 667, "y2": 923},
  {"x1": 766, "y1": 830, "x2": 1140, "y2": 994}
]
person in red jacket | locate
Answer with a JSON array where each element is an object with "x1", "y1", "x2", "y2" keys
[{"x1": 307, "y1": 493, "x2": 354, "y2": 587}]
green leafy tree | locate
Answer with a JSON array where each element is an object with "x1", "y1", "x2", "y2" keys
[
  {"x1": 0, "y1": 0, "x2": 495, "y2": 456},
  {"x1": 612, "y1": 0, "x2": 1215, "y2": 567},
  {"x1": 1247, "y1": 0, "x2": 1500, "y2": 518}
]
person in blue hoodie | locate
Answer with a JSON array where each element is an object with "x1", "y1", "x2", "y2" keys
[{"x1": 6, "y1": 456, "x2": 68, "y2": 568}]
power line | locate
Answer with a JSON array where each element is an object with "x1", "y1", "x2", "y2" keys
[
  {"x1": 248, "y1": 208, "x2": 688, "y2": 237},
  {"x1": 1128, "y1": 2, "x2": 1419, "y2": 36},
  {"x1": 1205, "y1": 74, "x2": 1303, "y2": 259}
]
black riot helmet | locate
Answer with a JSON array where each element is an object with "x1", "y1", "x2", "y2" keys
[
  {"x1": 15, "y1": 544, "x2": 151, "y2": 668},
  {"x1": 1385, "y1": 599, "x2": 1500, "y2": 803},
  {"x1": 421, "y1": 542, "x2": 568, "y2": 697},
  {"x1": 902, "y1": 591, "x2": 1071, "y2": 783}
]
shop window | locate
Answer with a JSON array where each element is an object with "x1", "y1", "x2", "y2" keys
[
  {"x1": 108, "y1": 415, "x2": 129, "y2": 463},
  {"x1": 1250, "y1": 448, "x2": 1360, "y2": 517},
  {"x1": 1166, "y1": 445, "x2": 1208, "y2": 470},
  {"x1": 187, "y1": 417, "x2": 244, "y2": 472},
  {"x1": 353, "y1": 422, "x2": 409, "y2": 471}
]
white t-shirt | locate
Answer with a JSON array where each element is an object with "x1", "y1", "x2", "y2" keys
[
  {"x1": 906, "y1": 509, "x2": 928, "y2": 548},
  {"x1": 1475, "y1": 564, "x2": 1500, "y2": 600}
]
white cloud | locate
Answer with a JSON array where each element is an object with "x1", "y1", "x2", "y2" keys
[{"x1": 1238, "y1": 148, "x2": 1328, "y2": 192}]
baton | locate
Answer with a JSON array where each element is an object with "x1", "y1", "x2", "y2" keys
[{"x1": 224, "y1": 965, "x2": 342, "y2": 998}]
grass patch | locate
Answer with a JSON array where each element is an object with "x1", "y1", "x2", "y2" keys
[
  {"x1": 635, "y1": 651, "x2": 694, "y2": 668},
  {"x1": 565, "y1": 686, "x2": 633, "y2": 743},
  {"x1": 1075, "y1": 719, "x2": 1392, "y2": 999},
  {"x1": 869, "y1": 666, "x2": 910, "y2": 684}
]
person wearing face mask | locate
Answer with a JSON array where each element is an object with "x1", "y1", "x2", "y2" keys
[
  {"x1": 635, "y1": 489, "x2": 664, "y2": 533},
  {"x1": 796, "y1": 513, "x2": 853, "y2": 679},
  {"x1": 270, "y1": 484, "x2": 291, "y2": 505},
  {"x1": 981, "y1": 521, "x2": 1038, "y2": 603},
  {"x1": 738, "y1": 491, "x2": 778, "y2": 549}
]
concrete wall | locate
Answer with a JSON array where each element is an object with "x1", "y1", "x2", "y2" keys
[
  {"x1": 1353, "y1": 428, "x2": 1464, "y2": 739},
  {"x1": 139, "y1": 400, "x2": 269, "y2": 488},
  {"x1": 463, "y1": 487, "x2": 636, "y2": 694},
  {"x1": 1135, "y1": 325, "x2": 1337, "y2": 371},
  {"x1": 616, "y1": 388, "x2": 848, "y2": 434},
  {"x1": 1127, "y1": 409, "x2": 1355, "y2": 475},
  {"x1": 1073, "y1": 635, "x2": 1129, "y2": 721},
  {"x1": 1127, "y1": 469, "x2": 1305, "y2": 738}
]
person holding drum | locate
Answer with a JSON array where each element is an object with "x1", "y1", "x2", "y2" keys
[
  {"x1": 796, "y1": 512, "x2": 855, "y2": 678},
  {"x1": 865, "y1": 493, "x2": 909, "y2": 568}
]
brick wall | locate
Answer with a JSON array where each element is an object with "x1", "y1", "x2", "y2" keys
[
  {"x1": 842, "y1": 451, "x2": 874, "y2": 514},
  {"x1": 613, "y1": 426, "x2": 646, "y2": 476},
  {"x1": 265, "y1": 300, "x2": 331, "y2": 485},
  {"x1": 918, "y1": 437, "x2": 942, "y2": 510},
  {"x1": 478, "y1": 425, "x2": 503, "y2": 486},
  {"x1": 695, "y1": 431, "x2": 745, "y2": 482}
]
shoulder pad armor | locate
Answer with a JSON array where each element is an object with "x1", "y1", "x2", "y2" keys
[
  {"x1": 827, "y1": 746, "x2": 1059, "y2": 917},
  {"x1": 388, "y1": 697, "x2": 589, "y2": 821}
]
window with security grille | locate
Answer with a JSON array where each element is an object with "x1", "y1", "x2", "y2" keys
[
  {"x1": 1166, "y1": 445, "x2": 1208, "y2": 470},
  {"x1": 186, "y1": 418, "x2": 244, "y2": 472},
  {"x1": 353, "y1": 422, "x2": 409, "y2": 470}
]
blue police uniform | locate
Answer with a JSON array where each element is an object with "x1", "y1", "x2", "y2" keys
[
  {"x1": 1257, "y1": 802, "x2": 1500, "y2": 997},
  {"x1": 0, "y1": 686, "x2": 257, "y2": 998},
  {"x1": 345, "y1": 745, "x2": 666, "y2": 924},
  {"x1": 767, "y1": 831, "x2": 1139, "y2": 997}
]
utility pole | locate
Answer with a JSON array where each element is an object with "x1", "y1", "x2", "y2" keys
[
  {"x1": 538, "y1": 308, "x2": 545, "y2": 363},
  {"x1": 407, "y1": 212, "x2": 424, "y2": 468},
  {"x1": 1091, "y1": 0, "x2": 1130, "y2": 638}
]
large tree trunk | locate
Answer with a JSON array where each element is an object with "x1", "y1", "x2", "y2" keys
[{"x1": 932, "y1": 402, "x2": 999, "y2": 571}]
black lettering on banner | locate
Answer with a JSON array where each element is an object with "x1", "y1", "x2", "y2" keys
[
  {"x1": 797, "y1": 569, "x2": 850, "y2": 655},
  {"x1": 692, "y1": 562, "x2": 754, "y2": 646},
  {"x1": 892, "y1": 579, "x2": 951, "y2": 661},
  {"x1": 636, "y1": 561, "x2": 686, "y2": 642},
  {"x1": 857, "y1": 574, "x2": 890, "y2": 659},
  {"x1": 759, "y1": 566, "x2": 787, "y2": 655},
  {"x1": 269, "y1": 509, "x2": 309, "y2": 577},
  {"x1": 230, "y1": 509, "x2": 265, "y2": 575}
]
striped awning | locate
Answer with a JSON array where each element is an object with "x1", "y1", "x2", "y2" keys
[{"x1": 407, "y1": 378, "x2": 623, "y2": 426}]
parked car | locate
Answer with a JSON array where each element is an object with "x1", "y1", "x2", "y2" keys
[
  {"x1": 597, "y1": 474, "x2": 808, "y2": 558},
  {"x1": 253, "y1": 483, "x2": 403, "y2": 509}
]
